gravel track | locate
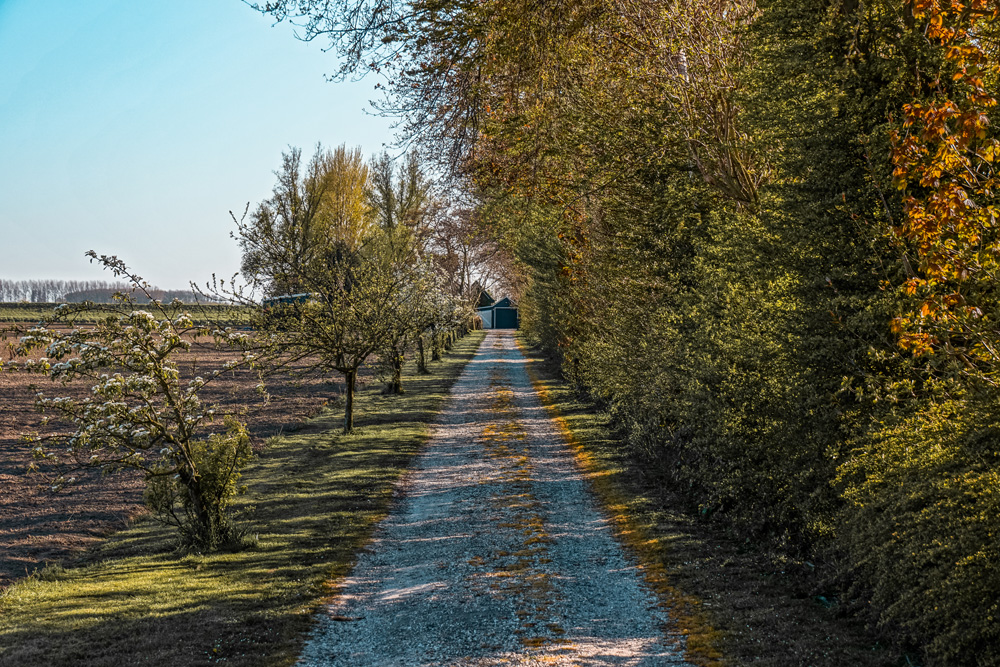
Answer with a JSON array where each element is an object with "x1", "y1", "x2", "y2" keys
[{"x1": 298, "y1": 331, "x2": 691, "y2": 666}]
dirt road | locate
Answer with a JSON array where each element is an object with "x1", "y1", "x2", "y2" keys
[{"x1": 298, "y1": 331, "x2": 691, "y2": 666}]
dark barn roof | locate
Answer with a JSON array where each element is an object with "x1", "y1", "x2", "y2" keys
[{"x1": 476, "y1": 290, "x2": 495, "y2": 309}]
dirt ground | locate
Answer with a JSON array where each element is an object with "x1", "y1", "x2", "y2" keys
[{"x1": 0, "y1": 327, "x2": 370, "y2": 589}]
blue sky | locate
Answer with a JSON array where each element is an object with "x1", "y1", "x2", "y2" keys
[{"x1": 0, "y1": 0, "x2": 394, "y2": 290}]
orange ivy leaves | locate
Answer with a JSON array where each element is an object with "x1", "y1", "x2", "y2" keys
[{"x1": 890, "y1": 0, "x2": 1000, "y2": 364}]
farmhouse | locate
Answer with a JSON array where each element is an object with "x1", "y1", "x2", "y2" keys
[{"x1": 475, "y1": 291, "x2": 519, "y2": 329}]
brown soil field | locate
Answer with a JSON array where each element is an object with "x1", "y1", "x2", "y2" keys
[{"x1": 0, "y1": 326, "x2": 369, "y2": 589}]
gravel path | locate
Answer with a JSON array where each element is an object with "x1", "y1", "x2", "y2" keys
[{"x1": 298, "y1": 331, "x2": 691, "y2": 666}]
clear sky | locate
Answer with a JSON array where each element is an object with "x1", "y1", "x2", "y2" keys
[{"x1": 0, "y1": 0, "x2": 394, "y2": 290}]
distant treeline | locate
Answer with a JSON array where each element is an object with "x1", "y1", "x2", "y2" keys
[{"x1": 0, "y1": 279, "x2": 209, "y2": 304}]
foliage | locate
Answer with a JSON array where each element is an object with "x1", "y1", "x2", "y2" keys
[
  {"x1": 837, "y1": 390, "x2": 1000, "y2": 663},
  {"x1": 889, "y1": 1, "x2": 1000, "y2": 369},
  {"x1": 238, "y1": 144, "x2": 373, "y2": 296},
  {"x1": 5, "y1": 253, "x2": 259, "y2": 550},
  {"x1": 145, "y1": 418, "x2": 254, "y2": 549},
  {"x1": 233, "y1": 145, "x2": 470, "y2": 429},
  {"x1": 255, "y1": 0, "x2": 1000, "y2": 662}
]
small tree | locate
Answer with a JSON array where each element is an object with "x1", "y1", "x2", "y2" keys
[
  {"x1": 377, "y1": 253, "x2": 443, "y2": 393},
  {"x1": 248, "y1": 239, "x2": 415, "y2": 431},
  {"x1": 234, "y1": 145, "x2": 427, "y2": 431},
  {"x1": 5, "y1": 253, "x2": 258, "y2": 550}
]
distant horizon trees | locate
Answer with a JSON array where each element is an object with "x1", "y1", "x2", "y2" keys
[{"x1": 0, "y1": 279, "x2": 209, "y2": 304}]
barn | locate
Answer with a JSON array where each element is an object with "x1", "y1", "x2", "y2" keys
[{"x1": 476, "y1": 293, "x2": 519, "y2": 329}]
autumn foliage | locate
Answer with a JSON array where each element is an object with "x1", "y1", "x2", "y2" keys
[{"x1": 891, "y1": 0, "x2": 1000, "y2": 366}]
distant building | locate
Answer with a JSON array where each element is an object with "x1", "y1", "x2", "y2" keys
[{"x1": 475, "y1": 291, "x2": 519, "y2": 329}]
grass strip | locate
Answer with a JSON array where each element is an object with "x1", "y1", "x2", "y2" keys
[
  {"x1": 516, "y1": 335, "x2": 905, "y2": 667},
  {"x1": 0, "y1": 330, "x2": 485, "y2": 667}
]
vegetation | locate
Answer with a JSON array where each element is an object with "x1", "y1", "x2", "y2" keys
[
  {"x1": 230, "y1": 144, "x2": 483, "y2": 432},
  {"x1": 255, "y1": 1, "x2": 1000, "y2": 663},
  {"x1": 0, "y1": 331, "x2": 484, "y2": 667},
  {"x1": 0, "y1": 278, "x2": 210, "y2": 304},
  {"x1": 519, "y1": 335, "x2": 905, "y2": 667},
  {"x1": 4, "y1": 254, "x2": 260, "y2": 550},
  {"x1": 0, "y1": 302, "x2": 252, "y2": 325}
]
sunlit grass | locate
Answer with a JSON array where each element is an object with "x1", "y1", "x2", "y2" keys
[{"x1": 0, "y1": 331, "x2": 485, "y2": 667}]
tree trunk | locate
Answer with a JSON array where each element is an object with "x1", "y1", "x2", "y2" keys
[
  {"x1": 432, "y1": 331, "x2": 442, "y2": 361},
  {"x1": 388, "y1": 346, "x2": 404, "y2": 394},
  {"x1": 417, "y1": 336, "x2": 428, "y2": 374},
  {"x1": 180, "y1": 466, "x2": 216, "y2": 548},
  {"x1": 344, "y1": 368, "x2": 356, "y2": 434}
]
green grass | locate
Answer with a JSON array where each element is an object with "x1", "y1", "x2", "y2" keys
[
  {"x1": 0, "y1": 303, "x2": 253, "y2": 325},
  {"x1": 0, "y1": 331, "x2": 485, "y2": 667}
]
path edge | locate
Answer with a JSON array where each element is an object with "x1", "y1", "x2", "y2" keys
[
  {"x1": 307, "y1": 331, "x2": 491, "y2": 626},
  {"x1": 514, "y1": 335, "x2": 725, "y2": 667}
]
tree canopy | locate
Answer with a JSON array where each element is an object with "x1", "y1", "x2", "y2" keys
[{"x1": 253, "y1": 1, "x2": 1000, "y2": 663}]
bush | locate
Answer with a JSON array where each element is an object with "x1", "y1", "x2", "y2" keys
[
  {"x1": 837, "y1": 394, "x2": 1000, "y2": 665},
  {"x1": 145, "y1": 419, "x2": 255, "y2": 550},
  {"x1": 7, "y1": 254, "x2": 260, "y2": 551}
]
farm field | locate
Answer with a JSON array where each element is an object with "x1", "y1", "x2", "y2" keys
[
  {"x1": 0, "y1": 322, "x2": 349, "y2": 589},
  {"x1": 0, "y1": 331, "x2": 485, "y2": 667},
  {"x1": 0, "y1": 303, "x2": 253, "y2": 325}
]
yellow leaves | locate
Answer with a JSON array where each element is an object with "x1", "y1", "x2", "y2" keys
[{"x1": 896, "y1": 330, "x2": 938, "y2": 357}]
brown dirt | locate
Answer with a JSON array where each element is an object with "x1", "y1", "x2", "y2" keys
[{"x1": 0, "y1": 326, "x2": 371, "y2": 589}]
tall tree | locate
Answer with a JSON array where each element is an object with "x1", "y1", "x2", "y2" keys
[
  {"x1": 235, "y1": 145, "x2": 418, "y2": 431},
  {"x1": 239, "y1": 144, "x2": 373, "y2": 296}
]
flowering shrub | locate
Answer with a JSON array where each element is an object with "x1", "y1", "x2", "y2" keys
[{"x1": 4, "y1": 253, "x2": 260, "y2": 550}]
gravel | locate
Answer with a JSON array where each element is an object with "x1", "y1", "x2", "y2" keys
[{"x1": 297, "y1": 331, "x2": 692, "y2": 666}]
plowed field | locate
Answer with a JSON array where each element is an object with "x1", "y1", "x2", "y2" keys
[{"x1": 0, "y1": 327, "x2": 358, "y2": 588}]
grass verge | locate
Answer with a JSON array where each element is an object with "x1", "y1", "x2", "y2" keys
[
  {"x1": 516, "y1": 334, "x2": 906, "y2": 667},
  {"x1": 0, "y1": 331, "x2": 485, "y2": 667}
]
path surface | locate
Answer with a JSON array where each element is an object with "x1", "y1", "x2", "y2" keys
[{"x1": 298, "y1": 331, "x2": 691, "y2": 666}]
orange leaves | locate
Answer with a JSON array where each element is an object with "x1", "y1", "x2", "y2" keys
[
  {"x1": 904, "y1": 278, "x2": 924, "y2": 295},
  {"x1": 890, "y1": 0, "x2": 1000, "y2": 364}
]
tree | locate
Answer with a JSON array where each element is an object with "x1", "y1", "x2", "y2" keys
[
  {"x1": 5, "y1": 253, "x2": 257, "y2": 550},
  {"x1": 250, "y1": 1, "x2": 1000, "y2": 662},
  {"x1": 368, "y1": 150, "x2": 433, "y2": 233},
  {"x1": 429, "y1": 204, "x2": 516, "y2": 307},
  {"x1": 234, "y1": 145, "x2": 413, "y2": 431},
  {"x1": 889, "y1": 1, "x2": 1000, "y2": 372},
  {"x1": 238, "y1": 144, "x2": 373, "y2": 296},
  {"x1": 260, "y1": 238, "x2": 420, "y2": 430},
  {"x1": 366, "y1": 150, "x2": 438, "y2": 392}
]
